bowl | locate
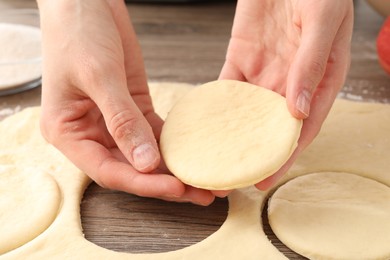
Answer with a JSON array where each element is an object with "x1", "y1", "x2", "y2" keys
[{"x1": 0, "y1": 9, "x2": 42, "y2": 96}]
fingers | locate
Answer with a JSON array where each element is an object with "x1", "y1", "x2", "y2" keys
[
  {"x1": 106, "y1": 0, "x2": 152, "y2": 109},
  {"x1": 292, "y1": 5, "x2": 353, "y2": 146},
  {"x1": 88, "y1": 1, "x2": 161, "y2": 173},
  {"x1": 38, "y1": 1, "x2": 216, "y2": 206},
  {"x1": 67, "y1": 137, "x2": 215, "y2": 207},
  {"x1": 212, "y1": 190, "x2": 231, "y2": 198},
  {"x1": 160, "y1": 186, "x2": 216, "y2": 206},
  {"x1": 40, "y1": 0, "x2": 160, "y2": 173},
  {"x1": 286, "y1": 5, "x2": 346, "y2": 119},
  {"x1": 62, "y1": 138, "x2": 183, "y2": 198},
  {"x1": 102, "y1": 96, "x2": 160, "y2": 173},
  {"x1": 256, "y1": 10, "x2": 353, "y2": 191},
  {"x1": 59, "y1": 137, "x2": 215, "y2": 205},
  {"x1": 79, "y1": 140, "x2": 215, "y2": 205},
  {"x1": 286, "y1": 29, "x2": 334, "y2": 119},
  {"x1": 219, "y1": 60, "x2": 246, "y2": 81},
  {"x1": 81, "y1": 52, "x2": 160, "y2": 173},
  {"x1": 79, "y1": 5, "x2": 160, "y2": 173},
  {"x1": 257, "y1": 47, "x2": 351, "y2": 190}
]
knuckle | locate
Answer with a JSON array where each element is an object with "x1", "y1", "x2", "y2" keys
[
  {"x1": 309, "y1": 59, "x2": 327, "y2": 77},
  {"x1": 108, "y1": 110, "x2": 142, "y2": 144},
  {"x1": 39, "y1": 107, "x2": 80, "y2": 148},
  {"x1": 303, "y1": 58, "x2": 327, "y2": 90}
]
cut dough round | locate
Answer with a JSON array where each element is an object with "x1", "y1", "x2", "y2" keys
[
  {"x1": 268, "y1": 172, "x2": 390, "y2": 260},
  {"x1": 0, "y1": 23, "x2": 42, "y2": 89},
  {"x1": 0, "y1": 165, "x2": 61, "y2": 254},
  {"x1": 160, "y1": 80, "x2": 302, "y2": 190}
]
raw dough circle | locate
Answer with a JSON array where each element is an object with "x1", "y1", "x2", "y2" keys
[
  {"x1": 160, "y1": 80, "x2": 302, "y2": 190},
  {"x1": 0, "y1": 165, "x2": 61, "y2": 254},
  {"x1": 268, "y1": 172, "x2": 390, "y2": 260},
  {"x1": 0, "y1": 23, "x2": 42, "y2": 89}
]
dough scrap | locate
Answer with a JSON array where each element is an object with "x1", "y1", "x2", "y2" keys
[
  {"x1": 0, "y1": 23, "x2": 42, "y2": 89},
  {"x1": 0, "y1": 82, "x2": 389, "y2": 260},
  {"x1": 148, "y1": 82, "x2": 194, "y2": 120},
  {"x1": 268, "y1": 172, "x2": 390, "y2": 260},
  {"x1": 160, "y1": 80, "x2": 302, "y2": 190}
]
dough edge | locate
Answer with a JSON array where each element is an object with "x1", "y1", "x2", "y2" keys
[{"x1": 0, "y1": 83, "x2": 389, "y2": 260}]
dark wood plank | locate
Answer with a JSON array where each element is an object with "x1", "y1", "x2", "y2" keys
[
  {"x1": 81, "y1": 183, "x2": 228, "y2": 253},
  {"x1": 129, "y1": 1, "x2": 235, "y2": 83}
]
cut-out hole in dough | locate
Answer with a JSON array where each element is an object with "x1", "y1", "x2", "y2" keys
[
  {"x1": 81, "y1": 183, "x2": 228, "y2": 253},
  {"x1": 268, "y1": 172, "x2": 390, "y2": 260}
]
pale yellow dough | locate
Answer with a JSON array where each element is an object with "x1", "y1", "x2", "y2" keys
[
  {"x1": 0, "y1": 82, "x2": 389, "y2": 260},
  {"x1": 268, "y1": 172, "x2": 390, "y2": 260},
  {"x1": 0, "y1": 166, "x2": 60, "y2": 254},
  {"x1": 160, "y1": 80, "x2": 302, "y2": 190}
]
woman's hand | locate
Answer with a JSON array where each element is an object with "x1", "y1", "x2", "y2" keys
[
  {"x1": 220, "y1": 0, "x2": 354, "y2": 189},
  {"x1": 38, "y1": 0, "x2": 215, "y2": 205}
]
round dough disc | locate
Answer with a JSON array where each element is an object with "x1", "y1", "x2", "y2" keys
[
  {"x1": 268, "y1": 172, "x2": 390, "y2": 260},
  {"x1": 160, "y1": 80, "x2": 302, "y2": 190},
  {"x1": 0, "y1": 165, "x2": 61, "y2": 254}
]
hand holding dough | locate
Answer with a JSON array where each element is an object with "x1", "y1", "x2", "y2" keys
[{"x1": 160, "y1": 80, "x2": 302, "y2": 190}]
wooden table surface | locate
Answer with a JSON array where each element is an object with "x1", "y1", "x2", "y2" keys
[{"x1": 1, "y1": 0, "x2": 389, "y2": 258}]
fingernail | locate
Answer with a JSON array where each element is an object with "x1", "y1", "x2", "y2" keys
[
  {"x1": 296, "y1": 89, "x2": 311, "y2": 117},
  {"x1": 132, "y1": 143, "x2": 159, "y2": 171}
]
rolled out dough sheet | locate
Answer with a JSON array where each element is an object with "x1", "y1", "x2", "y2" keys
[{"x1": 0, "y1": 82, "x2": 389, "y2": 259}]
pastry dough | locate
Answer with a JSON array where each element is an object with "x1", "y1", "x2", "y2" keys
[
  {"x1": 0, "y1": 166, "x2": 60, "y2": 254},
  {"x1": 268, "y1": 172, "x2": 390, "y2": 260},
  {"x1": 160, "y1": 80, "x2": 302, "y2": 190},
  {"x1": 0, "y1": 82, "x2": 389, "y2": 259}
]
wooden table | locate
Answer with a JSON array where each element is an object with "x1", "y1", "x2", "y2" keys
[{"x1": 1, "y1": 0, "x2": 389, "y2": 258}]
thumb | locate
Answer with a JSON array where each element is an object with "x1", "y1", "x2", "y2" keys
[
  {"x1": 91, "y1": 74, "x2": 160, "y2": 173},
  {"x1": 106, "y1": 95, "x2": 161, "y2": 173},
  {"x1": 286, "y1": 9, "x2": 341, "y2": 119},
  {"x1": 287, "y1": 42, "x2": 332, "y2": 120},
  {"x1": 97, "y1": 0, "x2": 159, "y2": 172}
]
